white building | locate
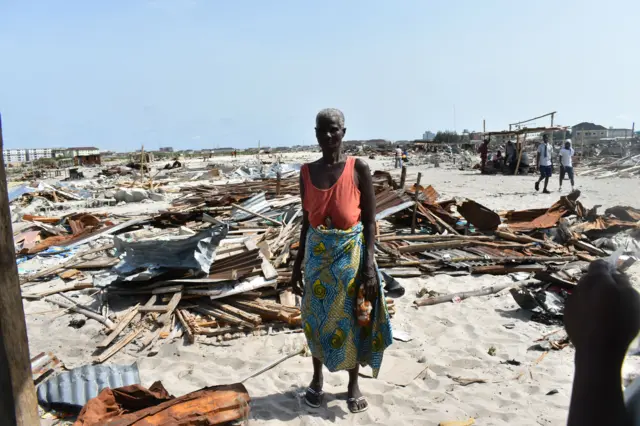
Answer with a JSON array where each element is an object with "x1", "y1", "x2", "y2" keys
[
  {"x1": 573, "y1": 127, "x2": 633, "y2": 144},
  {"x1": 422, "y1": 131, "x2": 436, "y2": 141},
  {"x1": 2, "y1": 147, "x2": 54, "y2": 164}
]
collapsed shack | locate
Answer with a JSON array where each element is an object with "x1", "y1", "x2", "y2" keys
[
  {"x1": 482, "y1": 126, "x2": 570, "y2": 175},
  {"x1": 11, "y1": 163, "x2": 640, "y2": 420}
]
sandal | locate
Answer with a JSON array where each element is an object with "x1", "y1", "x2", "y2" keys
[
  {"x1": 347, "y1": 396, "x2": 369, "y2": 413},
  {"x1": 304, "y1": 387, "x2": 324, "y2": 408}
]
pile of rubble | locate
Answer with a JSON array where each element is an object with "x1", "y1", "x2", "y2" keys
[
  {"x1": 11, "y1": 160, "x2": 640, "y2": 423},
  {"x1": 579, "y1": 153, "x2": 640, "y2": 179}
]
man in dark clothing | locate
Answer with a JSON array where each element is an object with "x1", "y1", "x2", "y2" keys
[{"x1": 478, "y1": 139, "x2": 489, "y2": 173}]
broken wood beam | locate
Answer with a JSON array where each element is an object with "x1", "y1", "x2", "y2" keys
[
  {"x1": 175, "y1": 309, "x2": 195, "y2": 344},
  {"x1": 231, "y1": 203, "x2": 284, "y2": 226},
  {"x1": 193, "y1": 305, "x2": 255, "y2": 328},
  {"x1": 470, "y1": 264, "x2": 547, "y2": 275},
  {"x1": 208, "y1": 300, "x2": 262, "y2": 326},
  {"x1": 96, "y1": 305, "x2": 140, "y2": 349},
  {"x1": 157, "y1": 292, "x2": 182, "y2": 325},
  {"x1": 411, "y1": 172, "x2": 422, "y2": 234},
  {"x1": 44, "y1": 296, "x2": 116, "y2": 330},
  {"x1": 415, "y1": 279, "x2": 541, "y2": 307},
  {"x1": 378, "y1": 234, "x2": 493, "y2": 242},
  {"x1": 93, "y1": 327, "x2": 144, "y2": 364}
]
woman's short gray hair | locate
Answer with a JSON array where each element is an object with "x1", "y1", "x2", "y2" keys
[{"x1": 316, "y1": 108, "x2": 345, "y2": 128}]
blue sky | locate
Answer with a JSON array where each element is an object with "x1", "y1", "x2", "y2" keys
[{"x1": 1, "y1": 0, "x2": 638, "y2": 151}]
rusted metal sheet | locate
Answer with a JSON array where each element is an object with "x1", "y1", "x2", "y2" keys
[
  {"x1": 605, "y1": 206, "x2": 640, "y2": 222},
  {"x1": 375, "y1": 188, "x2": 414, "y2": 220},
  {"x1": 75, "y1": 381, "x2": 250, "y2": 426},
  {"x1": 409, "y1": 184, "x2": 439, "y2": 204},
  {"x1": 457, "y1": 200, "x2": 501, "y2": 231},
  {"x1": 506, "y1": 191, "x2": 583, "y2": 231}
]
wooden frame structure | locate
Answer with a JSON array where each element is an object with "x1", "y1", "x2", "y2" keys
[{"x1": 483, "y1": 125, "x2": 568, "y2": 175}]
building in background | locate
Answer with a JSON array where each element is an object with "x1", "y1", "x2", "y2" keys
[
  {"x1": 159, "y1": 147, "x2": 173, "y2": 152},
  {"x1": 572, "y1": 123, "x2": 634, "y2": 144},
  {"x1": 2, "y1": 148, "x2": 55, "y2": 164},
  {"x1": 422, "y1": 131, "x2": 436, "y2": 141}
]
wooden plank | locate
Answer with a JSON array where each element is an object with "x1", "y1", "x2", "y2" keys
[
  {"x1": 260, "y1": 256, "x2": 278, "y2": 280},
  {"x1": 398, "y1": 241, "x2": 472, "y2": 253},
  {"x1": 138, "y1": 306, "x2": 170, "y2": 313},
  {"x1": 208, "y1": 300, "x2": 262, "y2": 326},
  {"x1": 93, "y1": 327, "x2": 143, "y2": 364},
  {"x1": 21, "y1": 281, "x2": 93, "y2": 299},
  {"x1": 152, "y1": 285, "x2": 184, "y2": 295},
  {"x1": 0, "y1": 113, "x2": 40, "y2": 424},
  {"x1": 230, "y1": 203, "x2": 284, "y2": 226},
  {"x1": 96, "y1": 306, "x2": 140, "y2": 349},
  {"x1": 193, "y1": 306, "x2": 255, "y2": 328},
  {"x1": 157, "y1": 292, "x2": 182, "y2": 325},
  {"x1": 44, "y1": 296, "x2": 116, "y2": 330},
  {"x1": 175, "y1": 309, "x2": 195, "y2": 343}
]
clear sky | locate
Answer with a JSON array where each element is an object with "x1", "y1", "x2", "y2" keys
[{"x1": 1, "y1": 0, "x2": 638, "y2": 151}]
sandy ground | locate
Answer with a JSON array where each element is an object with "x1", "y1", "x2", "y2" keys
[{"x1": 22, "y1": 152, "x2": 640, "y2": 425}]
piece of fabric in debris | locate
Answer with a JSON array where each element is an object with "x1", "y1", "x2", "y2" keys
[{"x1": 301, "y1": 222, "x2": 392, "y2": 377}]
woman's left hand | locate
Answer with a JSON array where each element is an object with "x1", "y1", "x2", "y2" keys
[{"x1": 362, "y1": 265, "x2": 378, "y2": 302}]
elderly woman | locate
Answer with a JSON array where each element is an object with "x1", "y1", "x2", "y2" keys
[{"x1": 290, "y1": 108, "x2": 393, "y2": 413}]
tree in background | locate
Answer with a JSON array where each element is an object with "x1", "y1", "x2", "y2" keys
[{"x1": 433, "y1": 131, "x2": 461, "y2": 144}]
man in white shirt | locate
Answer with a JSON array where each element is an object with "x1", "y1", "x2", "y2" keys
[
  {"x1": 535, "y1": 134, "x2": 553, "y2": 193},
  {"x1": 558, "y1": 140, "x2": 575, "y2": 191},
  {"x1": 394, "y1": 145, "x2": 403, "y2": 168}
]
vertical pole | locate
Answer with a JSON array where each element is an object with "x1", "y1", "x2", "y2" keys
[
  {"x1": 483, "y1": 119, "x2": 486, "y2": 133},
  {"x1": 411, "y1": 172, "x2": 422, "y2": 234},
  {"x1": 0, "y1": 113, "x2": 40, "y2": 425},
  {"x1": 514, "y1": 133, "x2": 524, "y2": 175},
  {"x1": 140, "y1": 144, "x2": 145, "y2": 182},
  {"x1": 276, "y1": 172, "x2": 281, "y2": 196},
  {"x1": 399, "y1": 166, "x2": 407, "y2": 190}
]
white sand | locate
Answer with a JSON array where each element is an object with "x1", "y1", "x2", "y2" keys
[{"x1": 24, "y1": 154, "x2": 640, "y2": 425}]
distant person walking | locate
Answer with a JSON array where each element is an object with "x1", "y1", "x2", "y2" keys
[
  {"x1": 559, "y1": 140, "x2": 575, "y2": 191},
  {"x1": 535, "y1": 134, "x2": 553, "y2": 193},
  {"x1": 394, "y1": 145, "x2": 403, "y2": 168}
]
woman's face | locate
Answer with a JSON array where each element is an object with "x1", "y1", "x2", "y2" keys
[{"x1": 315, "y1": 116, "x2": 345, "y2": 151}]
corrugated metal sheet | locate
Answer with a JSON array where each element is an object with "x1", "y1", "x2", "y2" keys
[
  {"x1": 231, "y1": 192, "x2": 270, "y2": 221},
  {"x1": 37, "y1": 363, "x2": 140, "y2": 413}
]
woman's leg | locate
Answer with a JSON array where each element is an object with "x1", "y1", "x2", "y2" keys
[
  {"x1": 310, "y1": 357, "x2": 323, "y2": 391},
  {"x1": 304, "y1": 357, "x2": 324, "y2": 407},
  {"x1": 347, "y1": 365, "x2": 368, "y2": 412}
]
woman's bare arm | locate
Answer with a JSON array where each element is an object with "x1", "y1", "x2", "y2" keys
[
  {"x1": 355, "y1": 158, "x2": 377, "y2": 301},
  {"x1": 290, "y1": 173, "x2": 309, "y2": 295}
]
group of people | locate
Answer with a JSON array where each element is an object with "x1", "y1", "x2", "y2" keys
[
  {"x1": 479, "y1": 134, "x2": 576, "y2": 192},
  {"x1": 292, "y1": 109, "x2": 634, "y2": 423},
  {"x1": 479, "y1": 139, "x2": 531, "y2": 175},
  {"x1": 534, "y1": 134, "x2": 575, "y2": 193}
]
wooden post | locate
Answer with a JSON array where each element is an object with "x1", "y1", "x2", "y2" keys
[
  {"x1": 0, "y1": 113, "x2": 40, "y2": 425},
  {"x1": 140, "y1": 144, "x2": 145, "y2": 181},
  {"x1": 514, "y1": 133, "x2": 524, "y2": 175},
  {"x1": 399, "y1": 166, "x2": 407, "y2": 189},
  {"x1": 411, "y1": 172, "x2": 422, "y2": 234},
  {"x1": 275, "y1": 172, "x2": 281, "y2": 196}
]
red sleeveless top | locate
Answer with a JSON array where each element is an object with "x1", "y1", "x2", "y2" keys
[{"x1": 301, "y1": 156, "x2": 361, "y2": 230}]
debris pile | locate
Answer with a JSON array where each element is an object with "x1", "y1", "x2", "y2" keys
[{"x1": 579, "y1": 153, "x2": 640, "y2": 179}]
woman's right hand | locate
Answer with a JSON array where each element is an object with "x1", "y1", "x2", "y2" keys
[{"x1": 290, "y1": 263, "x2": 303, "y2": 296}]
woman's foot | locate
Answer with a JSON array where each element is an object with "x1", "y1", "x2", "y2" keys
[
  {"x1": 305, "y1": 362, "x2": 324, "y2": 408},
  {"x1": 347, "y1": 381, "x2": 368, "y2": 413}
]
